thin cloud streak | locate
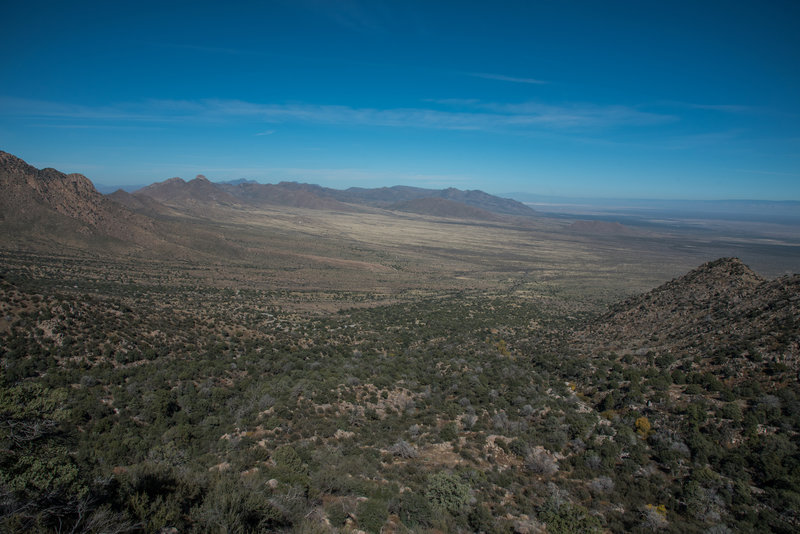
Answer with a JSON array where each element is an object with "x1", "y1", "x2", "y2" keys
[
  {"x1": 1, "y1": 96, "x2": 677, "y2": 133},
  {"x1": 735, "y1": 169, "x2": 800, "y2": 177},
  {"x1": 0, "y1": 97, "x2": 184, "y2": 123},
  {"x1": 468, "y1": 72, "x2": 549, "y2": 85},
  {"x1": 657, "y1": 100, "x2": 760, "y2": 114}
]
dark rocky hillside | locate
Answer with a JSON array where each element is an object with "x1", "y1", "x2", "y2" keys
[
  {"x1": 0, "y1": 151, "x2": 161, "y2": 248},
  {"x1": 580, "y1": 257, "x2": 799, "y2": 376}
]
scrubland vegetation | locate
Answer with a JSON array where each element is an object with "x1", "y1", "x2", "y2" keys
[{"x1": 1, "y1": 250, "x2": 798, "y2": 533}]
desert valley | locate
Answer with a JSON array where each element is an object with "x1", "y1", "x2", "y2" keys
[{"x1": 1, "y1": 151, "x2": 798, "y2": 533}]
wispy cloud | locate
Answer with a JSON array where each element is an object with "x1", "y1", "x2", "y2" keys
[
  {"x1": 658, "y1": 130, "x2": 745, "y2": 150},
  {"x1": 289, "y1": 0, "x2": 395, "y2": 35},
  {"x1": 255, "y1": 130, "x2": 276, "y2": 136},
  {"x1": 735, "y1": 168, "x2": 800, "y2": 177},
  {"x1": 0, "y1": 96, "x2": 182, "y2": 123},
  {"x1": 687, "y1": 104, "x2": 754, "y2": 113},
  {"x1": 0, "y1": 95, "x2": 676, "y2": 134},
  {"x1": 467, "y1": 72, "x2": 548, "y2": 85},
  {"x1": 657, "y1": 100, "x2": 759, "y2": 114}
]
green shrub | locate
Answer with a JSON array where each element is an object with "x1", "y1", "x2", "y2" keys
[
  {"x1": 356, "y1": 498, "x2": 388, "y2": 534},
  {"x1": 324, "y1": 499, "x2": 350, "y2": 527},
  {"x1": 425, "y1": 471, "x2": 471, "y2": 515},
  {"x1": 396, "y1": 491, "x2": 434, "y2": 528},
  {"x1": 273, "y1": 444, "x2": 307, "y2": 474},
  {"x1": 440, "y1": 421, "x2": 459, "y2": 442},
  {"x1": 468, "y1": 502, "x2": 495, "y2": 532}
]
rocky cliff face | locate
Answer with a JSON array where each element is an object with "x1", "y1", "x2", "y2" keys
[{"x1": 0, "y1": 151, "x2": 160, "y2": 246}]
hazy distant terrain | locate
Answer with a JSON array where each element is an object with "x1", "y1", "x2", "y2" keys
[{"x1": 525, "y1": 196, "x2": 800, "y2": 278}]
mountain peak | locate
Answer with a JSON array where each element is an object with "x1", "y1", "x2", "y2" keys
[
  {"x1": 134, "y1": 173, "x2": 239, "y2": 208},
  {"x1": 583, "y1": 257, "x2": 792, "y2": 363},
  {"x1": 606, "y1": 257, "x2": 764, "y2": 317},
  {"x1": 695, "y1": 256, "x2": 750, "y2": 273},
  {"x1": 672, "y1": 256, "x2": 763, "y2": 295}
]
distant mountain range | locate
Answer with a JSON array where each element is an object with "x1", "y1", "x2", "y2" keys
[
  {"x1": 0, "y1": 152, "x2": 259, "y2": 257},
  {"x1": 0, "y1": 150, "x2": 536, "y2": 253},
  {"x1": 134, "y1": 175, "x2": 241, "y2": 208},
  {"x1": 130, "y1": 174, "x2": 538, "y2": 218}
]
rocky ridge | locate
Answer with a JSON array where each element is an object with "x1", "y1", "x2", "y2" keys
[
  {"x1": 0, "y1": 151, "x2": 160, "y2": 247},
  {"x1": 138, "y1": 177, "x2": 537, "y2": 218},
  {"x1": 135, "y1": 175, "x2": 240, "y2": 208},
  {"x1": 580, "y1": 257, "x2": 799, "y2": 373}
]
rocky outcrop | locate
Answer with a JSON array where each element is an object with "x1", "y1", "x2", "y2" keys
[
  {"x1": 0, "y1": 151, "x2": 161, "y2": 246},
  {"x1": 581, "y1": 257, "x2": 799, "y2": 368}
]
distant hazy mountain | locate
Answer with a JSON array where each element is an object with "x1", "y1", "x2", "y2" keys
[
  {"x1": 217, "y1": 178, "x2": 258, "y2": 186},
  {"x1": 93, "y1": 182, "x2": 148, "y2": 195},
  {"x1": 130, "y1": 174, "x2": 537, "y2": 218},
  {"x1": 333, "y1": 185, "x2": 537, "y2": 216},
  {"x1": 0, "y1": 151, "x2": 536, "y2": 257},
  {"x1": 218, "y1": 182, "x2": 357, "y2": 211},
  {"x1": 135, "y1": 175, "x2": 240, "y2": 208}
]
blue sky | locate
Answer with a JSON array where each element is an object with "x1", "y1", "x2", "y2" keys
[{"x1": 1, "y1": 1, "x2": 798, "y2": 199}]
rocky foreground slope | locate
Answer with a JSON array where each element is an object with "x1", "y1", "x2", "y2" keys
[
  {"x1": 581, "y1": 257, "x2": 799, "y2": 373},
  {"x1": 560, "y1": 258, "x2": 800, "y2": 531}
]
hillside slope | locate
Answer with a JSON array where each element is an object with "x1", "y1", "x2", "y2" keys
[
  {"x1": 390, "y1": 197, "x2": 502, "y2": 221},
  {"x1": 582, "y1": 257, "x2": 798, "y2": 369},
  {"x1": 559, "y1": 257, "x2": 800, "y2": 532},
  {"x1": 0, "y1": 151, "x2": 162, "y2": 249},
  {"x1": 219, "y1": 182, "x2": 357, "y2": 211}
]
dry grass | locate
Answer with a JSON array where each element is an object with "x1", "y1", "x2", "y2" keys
[{"x1": 4, "y1": 200, "x2": 794, "y2": 310}]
